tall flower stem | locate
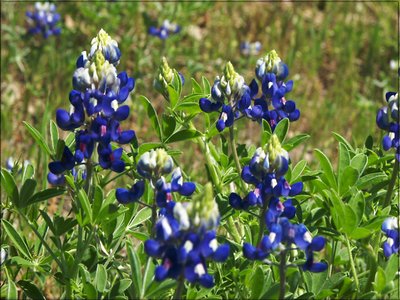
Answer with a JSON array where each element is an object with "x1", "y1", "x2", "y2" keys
[
  {"x1": 345, "y1": 235, "x2": 359, "y2": 292},
  {"x1": 383, "y1": 160, "x2": 399, "y2": 208},
  {"x1": 173, "y1": 276, "x2": 185, "y2": 300},
  {"x1": 84, "y1": 158, "x2": 93, "y2": 197},
  {"x1": 366, "y1": 160, "x2": 398, "y2": 291},
  {"x1": 229, "y1": 126, "x2": 242, "y2": 177},
  {"x1": 279, "y1": 250, "x2": 287, "y2": 300},
  {"x1": 256, "y1": 198, "x2": 270, "y2": 245}
]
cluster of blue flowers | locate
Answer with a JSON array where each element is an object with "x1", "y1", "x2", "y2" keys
[
  {"x1": 381, "y1": 217, "x2": 399, "y2": 257},
  {"x1": 229, "y1": 134, "x2": 327, "y2": 272},
  {"x1": 116, "y1": 149, "x2": 229, "y2": 287},
  {"x1": 149, "y1": 20, "x2": 180, "y2": 40},
  {"x1": 48, "y1": 29, "x2": 135, "y2": 185},
  {"x1": 145, "y1": 184, "x2": 229, "y2": 287},
  {"x1": 26, "y1": 2, "x2": 61, "y2": 38},
  {"x1": 376, "y1": 91, "x2": 400, "y2": 161},
  {"x1": 199, "y1": 50, "x2": 299, "y2": 132},
  {"x1": 240, "y1": 41, "x2": 262, "y2": 56},
  {"x1": 116, "y1": 149, "x2": 195, "y2": 206}
]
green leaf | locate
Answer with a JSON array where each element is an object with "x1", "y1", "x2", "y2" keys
[
  {"x1": 350, "y1": 153, "x2": 368, "y2": 176},
  {"x1": 261, "y1": 119, "x2": 272, "y2": 146},
  {"x1": 22, "y1": 163, "x2": 34, "y2": 183},
  {"x1": 374, "y1": 267, "x2": 386, "y2": 293},
  {"x1": 314, "y1": 149, "x2": 337, "y2": 189},
  {"x1": 349, "y1": 227, "x2": 371, "y2": 239},
  {"x1": 191, "y1": 78, "x2": 202, "y2": 94},
  {"x1": 19, "y1": 179, "x2": 37, "y2": 207},
  {"x1": 283, "y1": 134, "x2": 310, "y2": 151},
  {"x1": 18, "y1": 280, "x2": 45, "y2": 300},
  {"x1": 39, "y1": 210, "x2": 56, "y2": 236},
  {"x1": 28, "y1": 188, "x2": 65, "y2": 207},
  {"x1": 175, "y1": 101, "x2": 202, "y2": 115},
  {"x1": 338, "y1": 142, "x2": 351, "y2": 179},
  {"x1": 110, "y1": 279, "x2": 132, "y2": 297},
  {"x1": 342, "y1": 205, "x2": 358, "y2": 235},
  {"x1": 357, "y1": 173, "x2": 387, "y2": 189},
  {"x1": 348, "y1": 191, "x2": 364, "y2": 225},
  {"x1": 167, "y1": 85, "x2": 179, "y2": 109},
  {"x1": 23, "y1": 121, "x2": 52, "y2": 157},
  {"x1": 165, "y1": 129, "x2": 202, "y2": 144},
  {"x1": 127, "y1": 242, "x2": 142, "y2": 299},
  {"x1": 385, "y1": 254, "x2": 398, "y2": 281},
  {"x1": 161, "y1": 114, "x2": 176, "y2": 140},
  {"x1": 138, "y1": 143, "x2": 163, "y2": 156},
  {"x1": 83, "y1": 281, "x2": 97, "y2": 299},
  {"x1": 273, "y1": 118, "x2": 289, "y2": 142},
  {"x1": 202, "y1": 76, "x2": 211, "y2": 95},
  {"x1": 138, "y1": 96, "x2": 162, "y2": 140},
  {"x1": 7, "y1": 281, "x2": 17, "y2": 300},
  {"x1": 1, "y1": 168, "x2": 19, "y2": 206},
  {"x1": 251, "y1": 266, "x2": 265, "y2": 299},
  {"x1": 3, "y1": 219, "x2": 32, "y2": 259},
  {"x1": 128, "y1": 207, "x2": 152, "y2": 230},
  {"x1": 95, "y1": 264, "x2": 107, "y2": 293},
  {"x1": 338, "y1": 166, "x2": 359, "y2": 196},
  {"x1": 49, "y1": 120, "x2": 59, "y2": 153},
  {"x1": 290, "y1": 160, "x2": 307, "y2": 183},
  {"x1": 93, "y1": 185, "x2": 104, "y2": 223},
  {"x1": 332, "y1": 132, "x2": 354, "y2": 151},
  {"x1": 77, "y1": 189, "x2": 93, "y2": 225}
]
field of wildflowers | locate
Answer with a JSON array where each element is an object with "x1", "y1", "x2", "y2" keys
[{"x1": 1, "y1": 2, "x2": 399, "y2": 299}]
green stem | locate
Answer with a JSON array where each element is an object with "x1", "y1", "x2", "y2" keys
[
  {"x1": 279, "y1": 250, "x2": 287, "y2": 300},
  {"x1": 173, "y1": 276, "x2": 185, "y2": 300},
  {"x1": 229, "y1": 126, "x2": 242, "y2": 176},
  {"x1": 257, "y1": 198, "x2": 270, "y2": 245},
  {"x1": 196, "y1": 136, "x2": 222, "y2": 193},
  {"x1": 345, "y1": 235, "x2": 359, "y2": 292},
  {"x1": 84, "y1": 158, "x2": 93, "y2": 198},
  {"x1": 227, "y1": 216, "x2": 241, "y2": 244},
  {"x1": 383, "y1": 160, "x2": 399, "y2": 208},
  {"x1": 64, "y1": 280, "x2": 72, "y2": 300}
]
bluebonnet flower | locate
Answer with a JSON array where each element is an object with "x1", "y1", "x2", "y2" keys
[
  {"x1": 376, "y1": 91, "x2": 400, "y2": 161},
  {"x1": 26, "y1": 2, "x2": 61, "y2": 38},
  {"x1": 155, "y1": 168, "x2": 196, "y2": 207},
  {"x1": 381, "y1": 217, "x2": 399, "y2": 257},
  {"x1": 200, "y1": 51, "x2": 299, "y2": 132},
  {"x1": 240, "y1": 41, "x2": 262, "y2": 56},
  {"x1": 145, "y1": 184, "x2": 229, "y2": 288},
  {"x1": 229, "y1": 135, "x2": 299, "y2": 210},
  {"x1": 48, "y1": 29, "x2": 136, "y2": 183},
  {"x1": 47, "y1": 164, "x2": 87, "y2": 186},
  {"x1": 199, "y1": 62, "x2": 251, "y2": 132},
  {"x1": 230, "y1": 135, "x2": 326, "y2": 272},
  {"x1": 116, "y1": 180, "x2": 145, "y2": 204},
  {"x1": 149, "y1": 20, "x2": 180, "y2": 39}
]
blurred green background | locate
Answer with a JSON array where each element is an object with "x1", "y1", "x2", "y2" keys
[{"x1": 1, "y1": 1, "x2": 398, "y2": 176}]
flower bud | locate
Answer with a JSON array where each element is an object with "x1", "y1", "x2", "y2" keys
[
  {"x1": 186, "y1": 183, "x2": 220, "y2": 230},
  {"x1": 89, "y1": 29, "x2": 121, "y2": 65},
  {"x1": 154, "y1": 57, "x2": 175, "y2": 95},
  {"x1": 265, "y1": 134, "x2": 289, "y2": 177},
  {"x1": 137, "y1": 148, "x2": 174, "y2": 179},
  {"x1": 221, "y1": 62, "x2": 245, "y2": 97},
  {"x1": 387, "y1": 92, "x2": 399, "y2": 122},
  {"x1": 256, "y1": 50, "x2": 287, "y2": 80}
]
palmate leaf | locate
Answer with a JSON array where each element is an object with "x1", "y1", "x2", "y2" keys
[{"x1": 2, "y1": 220, "x2": 32, "y2": 259}]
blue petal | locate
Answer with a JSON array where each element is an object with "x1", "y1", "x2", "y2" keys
[
  {"x1": 115, "y1": 105, "x2": 130, "y2": 121},
  {"x1": 118, "y1": 130, "x2": 135, "y2": 144},
  {"x1": 213, "y1": 244, "x2": 230, "y2": 262},
  {"x1": 243, "y1": 243, "x2": 257, "y2": 260},
  {"x1": 229, "y1": 193, "x2": 242, "y2": 209},
  {"x1": 199, "y1": 274, "x2": 214, "y2": 288},
  {"x1": 179, "y1": 182, "x2": 196, "y2": 196},
  {"x1": 115, "y1": 188, "x2": 133, "y2": 204},
  {"x1": 48, "y1": 161, "x2": 65, "y2": 175},
  {"x1": 56, "y1": 109, "x2": 71, "y2": 130},
  {"x1": 144, "y1": 240, "x2": 161, "y2": 257},
  {"x1": 216, "y1": 119, "x2": 226, "y2": 132},
  {"x1": 155, "y1": 266, "x2": 168, "y2": 281},
  {"x1": 289, "y1": 182, "x2": 303, "y2": 196},
  {"x1": 310, "y1": 236, "x2": 325, "y2": 251}
]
